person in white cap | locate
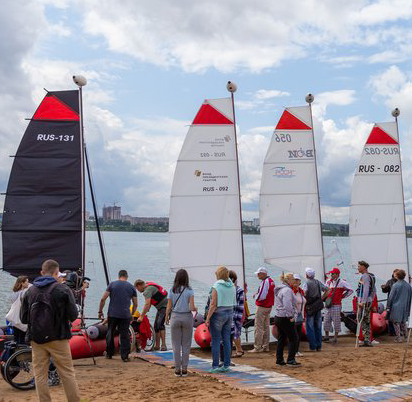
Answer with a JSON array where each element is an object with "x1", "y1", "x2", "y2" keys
[
  {"x1": 304, "y1": 267, "x2": 328, "y2": 351},
  {"x1": 248, "y1": 267, "x2": 275, "y2": 353}
]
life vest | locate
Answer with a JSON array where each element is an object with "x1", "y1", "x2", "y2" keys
[{"x1": 146, "y1": 282, "x2": 167, "y2": 306}]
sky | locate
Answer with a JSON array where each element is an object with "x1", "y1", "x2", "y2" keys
[{"x1": 1, "y1": 0, "x2": 412, "y2": 223}]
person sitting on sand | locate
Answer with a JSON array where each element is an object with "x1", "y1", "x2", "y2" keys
[
  {"x1": 324, "y1": 268, "x2": 353, "y2": 344},
  {"x1": 249, "y1": 267, "x2": 275, "y2": 353},
  {"x1": 135, "y1": 279, "x2": 168, "y2": 351},
  {"x1": 274, "y1": 273, "x2": 300, "y2": 366},
  {"x1": 387, "y1": 269, "x2": 412, "y2": 343}
]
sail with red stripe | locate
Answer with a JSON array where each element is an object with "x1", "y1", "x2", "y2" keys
[
  {"x1": 259, "y1": 105, "x2": 324, "y2": 279},
  {"x1": 349, "y1": 121, "x2": 408, "y2": 280},
  {"x1": 169, "y1": 98, "x2": 244, "y2": 286},
  {"x1": 2, "y1": 90, "x2": 83, "y2": 280}
]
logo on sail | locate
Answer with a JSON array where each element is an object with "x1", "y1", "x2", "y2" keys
[
  {"x1": 194, "y1": 170, "x2": 228, "y2": 182},
  {"x1": 288, "y1": 148, "x2": 314, "y2": 159},
  {"x1": 199, "y1": 136, "x2": 231, "y2": 147},
  {"x1": 271, "y1": 166, "x2": 296, "y2": 178}
]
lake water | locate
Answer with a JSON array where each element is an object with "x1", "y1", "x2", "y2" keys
[{"x1": 0, "y1": 232, "x2": 405, "y2": 344}]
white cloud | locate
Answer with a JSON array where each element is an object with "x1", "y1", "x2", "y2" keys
[
  {"x1": 254, "y1": 89, "x2": 290, "y2": 100},
  {"x1": 77, "y1": 0, "x2": 412, "y2": 73}
]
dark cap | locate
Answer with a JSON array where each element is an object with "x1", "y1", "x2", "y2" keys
[{"x1": 358, "y1": 260, "x2": 369, "y2": 269}]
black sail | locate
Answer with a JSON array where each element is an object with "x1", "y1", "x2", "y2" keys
[{"x1": 2, "y1": 90, "x2": 84, "y2": 280}]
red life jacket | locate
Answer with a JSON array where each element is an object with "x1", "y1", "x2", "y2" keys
[{"x1": 146, "y1": 282, "x2": 167, "y2": 306}]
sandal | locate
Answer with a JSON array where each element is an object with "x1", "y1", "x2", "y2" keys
[
  {"x1": 160, "y1": 346, "x2": 167, "y2": 351},
  {"x1": 232, "y1": 351, "x2": 244, "y2": 358}
]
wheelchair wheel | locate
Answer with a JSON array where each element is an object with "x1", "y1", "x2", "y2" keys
[
  {"x1": 143, "y1": 324, "x2": 155, "y2": 352},
  {"x1": 118, "y1": 326, "x2": 136, "y2": 352},
  {"x1": 4, "y1": 348, "x2": 35, "y2": 390}
]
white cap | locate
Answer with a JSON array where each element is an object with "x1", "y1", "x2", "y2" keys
[
  {"x1": 305, "y1": 267, "x2": 315, "y2": 278},
  {"x1": 58, "y1": 272, "x2": 67, "y2": 277},
  {"x1": 293, "y1": 273, "x2": 301, "y2": 280},
  {"x1": 254, "y1": 267, "x2": 268, "y2": 275}
]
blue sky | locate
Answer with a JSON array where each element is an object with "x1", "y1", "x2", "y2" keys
[{"x1": 1, "y1": 0, "x2": 412, "y2": 223}]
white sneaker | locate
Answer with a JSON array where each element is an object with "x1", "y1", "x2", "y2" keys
[
  {"x1": 248, "y1": 348, "x2": 263, "y2": 353},
  {"x1": 296, "y1": 352, "x2": 303, "y2": 357},
  {"x1": 371, "y1": 339, "x2": 380, "y2": 345}
]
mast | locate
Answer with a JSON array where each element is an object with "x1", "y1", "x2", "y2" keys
[
  {"x1": 393, "y1": 108, "x2": 411, "y2": 283},
  {"x1": 73, "y1": 75, "x2": 110, "y2": 286},
  {"x1": 227, "y1": 81, "x2": 246, "y2": 288},
  {"x1": 77, "y1": 82, "x2": 86, "y2": 279},
  {"x1": 306, "y1": 93, "x2": 326, "y2": 279}
]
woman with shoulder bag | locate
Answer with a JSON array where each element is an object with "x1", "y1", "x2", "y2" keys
[
  {"x1": 6, "y1": 276, "x2": 30, "y2": 344},
  {"x1": 166, "y1": 269, "x2": 197, "y2": 377},
  {"x1": 292, "y1": 274, "x2": 306, "y2": 357}
]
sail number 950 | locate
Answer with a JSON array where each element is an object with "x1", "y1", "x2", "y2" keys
[{"x1": 274, "y1": 134, "x2": 292, "y2": 142}]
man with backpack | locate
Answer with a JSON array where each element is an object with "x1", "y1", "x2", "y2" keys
[
  {"x1": 20, "y1": 259, "x2": 80, "y2": 402},
  {"x1": 357, "y1": 260, "x2": 377, "y2": 347},
  {"x1": 134, "y1": 280, "x2": 168, "y2": 351},
  {"x1": 303, "y1": 267, "x2": 328, "y2": 351}
]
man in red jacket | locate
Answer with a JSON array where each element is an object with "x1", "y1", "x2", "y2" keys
[
  {"x1": 249, "y1": 267, "x2": 275, "y2": 353},
  {"x1": 324, "y1": 268, "x2": 353, "y2": 344}
]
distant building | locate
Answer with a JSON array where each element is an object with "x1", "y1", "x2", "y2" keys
[
  {"x1": 243, "y1": 220, "x2": 253, "y2": 227},
  {"x1": 253, "y1": 218, "x2": 259, "y2": 228},
  {"x1": 85, "y1": 211, "x2": 90, "y2": 221},
  {"x1": 103, "y1": 205, "x2": 121, "y2": 220}
]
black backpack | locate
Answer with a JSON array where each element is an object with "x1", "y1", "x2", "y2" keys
[{"x1": 29, "y1": 283, "x2": 60, "y2": 344}]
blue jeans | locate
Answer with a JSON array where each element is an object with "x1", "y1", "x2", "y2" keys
[
  {"x1": 210, "y1": 308, "x2": 233, "y2": 368},
  {"x1": 306, "y1": 310, "x2": 322, "y2": 350}
]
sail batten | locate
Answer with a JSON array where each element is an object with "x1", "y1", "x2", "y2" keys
[
  {"x1": 349, "y1": 121, "x2": 409, "y2": 281},
  {"x1": 259, "y1": 105, "x2": 324, "y2": 279},
  {"x1": 2, "y1": 90, "x2": 83, "y2": 280},
  {"x1": 169, "y1": 97, "x2": 244, "y2": 287}
]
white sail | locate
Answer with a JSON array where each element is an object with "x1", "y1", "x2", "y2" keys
[
  {"x1": 169, "y1": 98, "x2": 244, "y2": 287},
  {"x1": 259, "y1": 106, "x2": 324, "y2": 279},
  {"x1": 349, "y1": 121, "x2": 408, "y2": 281}
]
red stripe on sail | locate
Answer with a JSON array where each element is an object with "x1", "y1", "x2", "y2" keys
[
  {"x1": 33, "y1": 95, "x2": 79, "y2": 121},
  {"x1": 366, "y1": 126, "x2": 398, "y2": 145},
  {"x1": 276, "y1": 110, "x2": 311, "y2": 130},
  {"x1": 192, "y1": 103, "x2": 233, "y2": 125}
]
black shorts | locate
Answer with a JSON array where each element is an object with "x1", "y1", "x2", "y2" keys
[{"x1": 154, "y1": 307, "x2": 166, "y2": 333}]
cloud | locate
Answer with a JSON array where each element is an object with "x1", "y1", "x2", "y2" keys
[
  {"x1": 254, "y1": 89, "x2": 290, "y2": 100},
  {"x1": 236, "y1": 89, "x2": 290, "y2": 111},
  {"x1": 78, "y1": 0, "x2": 412, "y2": 73}
]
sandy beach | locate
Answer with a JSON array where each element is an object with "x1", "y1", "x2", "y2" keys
[
  {"x1": 2, "y1": 334, "x2": 412, "y2": 401},
  {"x1": 194, "y1": 334, "x2": 412, "y2": 391}
]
